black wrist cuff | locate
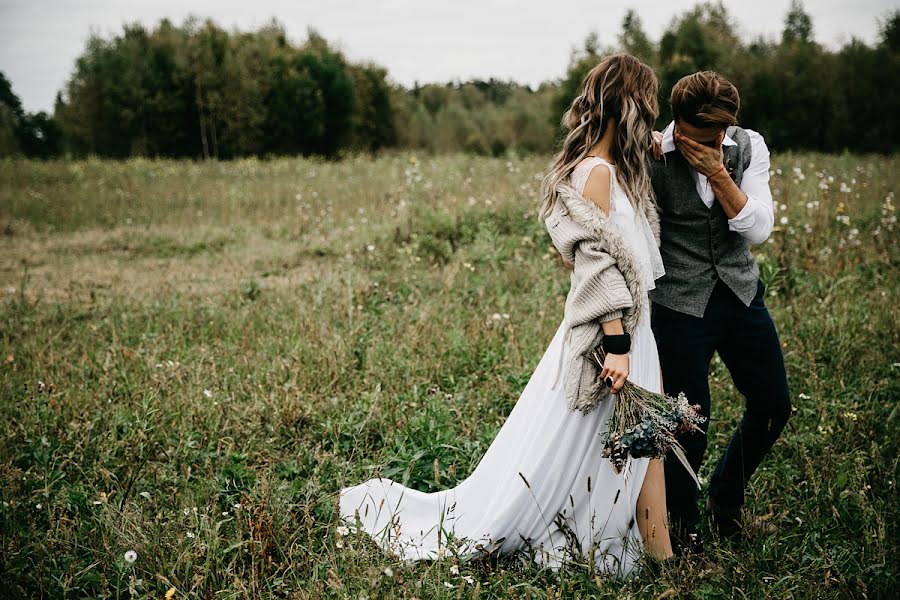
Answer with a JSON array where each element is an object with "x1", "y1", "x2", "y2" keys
[{"x1": 602, "y1": 333, "x2": 631, "y2": 354}]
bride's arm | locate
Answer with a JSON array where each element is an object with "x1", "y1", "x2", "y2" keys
[
  {"x1": 599, "y1": 316, "x2": 629, "y2": 393},
  {"x1": 584, "y1": 163, "x2": 631, "y2": 393}
]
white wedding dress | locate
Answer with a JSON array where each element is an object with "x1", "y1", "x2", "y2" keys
[{"x1": 338, "y1": 157, "x2": 667, "y2": 578}]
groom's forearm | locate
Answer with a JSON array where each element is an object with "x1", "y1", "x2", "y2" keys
[{"x1": 707, "y1": 168, "x2": 748, "y2": 219}]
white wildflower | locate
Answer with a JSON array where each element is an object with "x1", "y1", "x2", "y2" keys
[{"x1": 124, "y1": 550, "x2": 137, "y2": 563}]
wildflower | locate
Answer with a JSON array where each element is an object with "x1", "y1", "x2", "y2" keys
[
  {"x1": 463, "y1": 575, "x2": 475, "y2": 585},
  {"x1": 444, "y1": 582, "x2": 456, "y2": 589},
  {"x1": 165, "y1": 588, "x2": 176, "y2": 600},
  {"x1": 383, "y1": 566, "x2": 394, "y2": 577},
  {"x1": 366, "y1": 244, "x2": 375, "y2": 252},
  {"x1": 203, "y1": 389, "x2": 213, "y2": 399},
  {"x1": 336, "y1": 525, "x2": 350, "y2": 536},
  {"x1": 186, "y1": 531, "x2": 195, "y2": 539},
  {"x1": 124, "y1": 550, "x2": 137, "y2": 563},
  {"x1": 780, "y1": 216, "x2": 789, "y2": 225},
  {"x1": 450, "y1": 564, "x2": 459, "y2": 575}
]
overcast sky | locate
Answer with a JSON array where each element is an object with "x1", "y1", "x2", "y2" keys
[{"x1": 1, "y1": 0, "x2": 896, "y2": 113}]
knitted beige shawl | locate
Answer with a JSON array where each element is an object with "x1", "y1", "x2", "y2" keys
[{"x1": 544, "y1": 181, "x2": 662, "y2": 414}]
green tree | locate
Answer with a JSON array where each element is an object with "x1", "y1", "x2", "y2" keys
[
  {"x1": 619, "y1": 10, "x2": 655, "y2": 64},
  {"x1": 782, "y1": 0, "x2": 813, "y2": 44},
  {"x1": 346, "y1": 63, "x2": 396, "y2": 152}
]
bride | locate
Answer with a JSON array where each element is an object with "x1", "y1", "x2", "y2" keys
[{"x1": 337, "y1": 53, "x2": 674, "y2": 578}]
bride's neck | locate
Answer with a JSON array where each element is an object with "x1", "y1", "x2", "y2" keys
[{"x1": 586, "y1": 118, "x2": 617, "y2": 163}]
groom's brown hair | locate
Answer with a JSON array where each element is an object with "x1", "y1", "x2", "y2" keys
[{"x1": 669, "y1": 71, "x2": 740, "y2": 128}]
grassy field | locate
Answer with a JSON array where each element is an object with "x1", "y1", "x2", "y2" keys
[{"x1": 0, "y1": 152, "x2": 897, "y2": 599}]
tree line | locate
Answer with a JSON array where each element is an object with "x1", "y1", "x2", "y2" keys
[{"x1": 1, "y1": 1, "x2": 898, "y2": 159}]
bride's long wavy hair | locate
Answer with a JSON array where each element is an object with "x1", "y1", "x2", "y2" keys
[{"x1": 538, "y1": 53, "x2": 660, "y2": 222}]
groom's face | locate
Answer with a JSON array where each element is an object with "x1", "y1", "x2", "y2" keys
[{"x1": 674, "y1": 119, "x2": 725, "y2": 149}]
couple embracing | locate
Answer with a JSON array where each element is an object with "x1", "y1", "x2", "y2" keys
[{"x1": 338, "y1": 53, "x2": 792, "y2": 578}]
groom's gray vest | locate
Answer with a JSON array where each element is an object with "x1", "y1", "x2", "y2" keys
[{"x1": 648, "y1": 125, "x2": 760, "y2": 318}]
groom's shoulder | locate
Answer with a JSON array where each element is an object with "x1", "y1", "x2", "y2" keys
[{"x1": 729, "y1": 125, "x2": 769, "y2": 149}]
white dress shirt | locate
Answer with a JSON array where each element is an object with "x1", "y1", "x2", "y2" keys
[{"x1": 660, "y1": 120, "x2": 775, "y2": 244}]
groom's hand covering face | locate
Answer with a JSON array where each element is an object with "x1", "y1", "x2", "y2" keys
[{"x1": 674, "y1": 119, "x2": 725, "y2": 178}]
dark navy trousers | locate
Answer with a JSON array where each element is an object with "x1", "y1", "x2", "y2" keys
[{"x1": 650, "y1": 277, "x2": 792, "y2": 537}]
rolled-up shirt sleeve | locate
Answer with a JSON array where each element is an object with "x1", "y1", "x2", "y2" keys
[{"x1": 727, "y1": 129, "x2": 775, "y2": 244}]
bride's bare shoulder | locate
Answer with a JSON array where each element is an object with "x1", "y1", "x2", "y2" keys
[{"x1": 581, "y1": 162, "x2": 612, "y2": 216}]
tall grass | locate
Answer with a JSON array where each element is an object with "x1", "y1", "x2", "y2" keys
[{"x1": 0, "y1": 151, "x2": 897, "y2": 598}]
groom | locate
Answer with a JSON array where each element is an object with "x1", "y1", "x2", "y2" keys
[{"x1": 648, "y1": 70, "x2": 791, "y2": 556}]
